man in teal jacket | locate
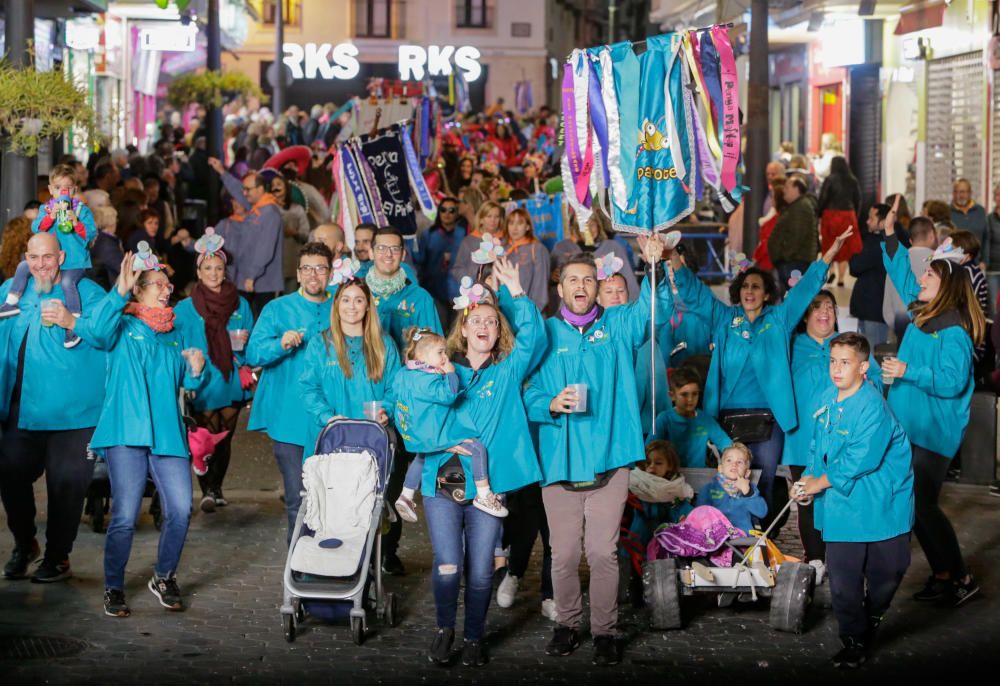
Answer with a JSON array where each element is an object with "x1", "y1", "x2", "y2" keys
[
  {"x1": 524, "y1": 234, "x2": 667, "y2": 666},
  {"x1": 796, "y1": 332, "x2": 913, "y2": 670},
  {"x1": 364, "y1": 225, "x2": 441, "y2": 575},
  {"x1": 246, "y1": 242, "x2": 333, "y2": 544},
  {"x1": 0, "y1": 233, "x2": 108, "y2": 582}
]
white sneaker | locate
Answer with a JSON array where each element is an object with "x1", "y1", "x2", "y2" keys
[
  {"x1": 394, "y1": 495, "x2": 418, "y2": 523},
  {"x1": 496, "y1": 573, "x2": 519, "y2": 608},
  {"x1": 473, "y1": 492, "x2": 508, "y2": 518},
  {"x1": 541, "y1": 598, "x2": 558, "y2": 622},
  {"x1": 808, "y1": 559, "x2": 827, "y2": 585}
]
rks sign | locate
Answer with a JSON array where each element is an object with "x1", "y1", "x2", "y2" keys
[{"x1": 282, "y1": 43, "x2": 483, "y2": 82}]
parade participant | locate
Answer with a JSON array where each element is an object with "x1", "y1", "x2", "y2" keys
[
  {"x1": 652, "y1": 366, "x2": 732, "y2": 467},
  {"x1": 207, "y1": 157, "x2": 283, "y2": 319},
  {"x1": 667, "y1": 228, "x2": 855, "y2": 526},
  {"x1": 696, "y1": 443, "x2": 767, "y2": 534},
  {"x1": 551, "y1": 210, "x2": 638, "y2": 303},
  {"x1": 416, "y1": 197, "x2": 467, "y2": 307},
  {"x1": 504, "y1": 208, "x2": 550, "y2": 311},
  {"x1": 783, "y1": 291, "x2": 882, "y2": 571},
  {"x1": 419, "y1": 256, "x2": 545, "y2": 666},
  {"x1": 353, "y1": 223, "x2": 416, "y2": 283},
  {"x1": 0, "y1": 233, "x2": 107, "y2": 582},
  {"x1": 299, "y1": 258, "x2": 399, "y2": 456},
  {"x1": 881, "y1": 199, "x2": 985, "y2": 605},
  {"x1": 795, "y1": 332, "x2": 913, "y2": 669},
  {"x1": 174, "y1": 229, "x2": 254, "y2": 513},
  {"x1": 0, "y1": 164, "x2": 98, "y2": 349},
  {"x1": 449, "y1": 201, "x2": 506, "y2": 299},
  {"x1": 627, "y1": 440, "x2": 694, "y2": 551},
  {"x1": 245, "y1": 242, "x2": 334, "y2": 543},
  {"x1": 67, "y1": 252, "x2": 209, "y2": 617},
  {"x1": 525, "y1": 234, "x2": 668, "y2": 666}
]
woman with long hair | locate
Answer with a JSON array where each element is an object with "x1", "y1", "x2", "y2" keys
[
  {"x1": 60, "y1": 252, "x2": 209, "y2": 617},
  {"x1": 269, "y1": 173, "x2": 311, "y2": 293},
  {"x1": 504, "y1": 208, "x2": 550, "y2": 311},
  {"x1": 449, "y1": 200, "x2": 506, "y2": 298},
  {"x1": 299, "y1": 260, "x2": 400, "y2": 453},
  {"x1": 174, "y1": 230, "x2": 254, "y2": 513},
  {"x1": 818, "y1": 156, "x2": 863, "y2": 286},
  {"x1": 881, "y1": 199, "x2": 986, "y2": 605}
]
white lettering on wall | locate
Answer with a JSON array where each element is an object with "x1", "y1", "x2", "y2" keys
[
  {"x1": 282, "y1": 43, "x2": 483, "y2": 82},
  {"x1": 398, "y1": 45, "x2": 427, "y2": 81}
]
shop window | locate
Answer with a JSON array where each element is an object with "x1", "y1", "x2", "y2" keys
[
  {"x1": 456, "y1": 1, "x2": 491, "y2": 29},
  {"x1": 260, "y1": 0, "x2": 302, "y2": 27},
  {"x1": 355, "y1": 0, "x2": 405, "y2": 39}
]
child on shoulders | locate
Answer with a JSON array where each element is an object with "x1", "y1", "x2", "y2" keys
[{"x1": 696, "y1": 442, "x2": 767, "y2": 534}]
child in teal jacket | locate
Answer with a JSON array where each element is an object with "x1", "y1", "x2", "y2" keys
[
  {"x1": 652, "y1": 366, "x2": 732, "y2": 467},
  {"x1": 696, "y1": 443, "x2": 767, "y2": 533}
]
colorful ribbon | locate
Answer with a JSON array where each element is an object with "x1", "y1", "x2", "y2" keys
[
  {"x1": 341, "y1": 143, "x2": 375, "y2": 225},
  {"x1": 712, "y1": 25, "x2": 741, "y2": 193},
  {"x1": 402, "y1": 124, "x2": 437, "y2": 221}
]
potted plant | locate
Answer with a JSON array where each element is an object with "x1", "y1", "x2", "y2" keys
[
  {"x1": 167, "y1": 70, "x2": 265, "y2": 110},
  {"x1": 0, "y1": 60, "x2": 99, "y2": 156}
]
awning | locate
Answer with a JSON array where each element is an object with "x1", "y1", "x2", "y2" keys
[{"x1": 894, "y1": 1, "x2": 947, "y2": 35}]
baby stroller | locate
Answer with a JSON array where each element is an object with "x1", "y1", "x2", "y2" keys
[{"x1": 281, "y1": 418, "x2": 398, "y2": 645}]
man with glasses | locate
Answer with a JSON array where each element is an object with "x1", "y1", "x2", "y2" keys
[
  {"x1": 416, "y1": 197, "x2": 467, "y2": 313},
  {"x1": 0, "y1": 233, "x2": 109, "y2": 582},
  {"x1": 365, "y1": 226, "x2": 442, "y2": 575},
  {"x1": 208, "y1": 157, "x2": 283, "y2": 320},
  {"x1": 354, "y1": 222, "x2": 417, "y2": 282},
  {"x1": 246, "y1": 242, "x2": 334, "y2": 543}
]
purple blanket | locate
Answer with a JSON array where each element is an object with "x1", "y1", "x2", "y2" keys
[{"x1": 647, "y1": 505, "x2": 746, "y2": 567}]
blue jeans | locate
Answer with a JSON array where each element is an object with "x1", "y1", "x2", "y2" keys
[
  {"x1": 856, "y1": 319, "x2": 889, "y2": 348},
  {"x1": 423, "y1": 493, "x2": 501, "y2": 641},
  {"x1": 273, "y1": 440, "x2": 304, "y2": 545},
  {"x1": 10, "y1": 262, "x2": 83, "y2": 314},
  {"x1": 402, "y1": 439, "x2": 488, "y2": 491},
  {"x1": 104, "y1": 446, "x2": 192, "y2": 590}
]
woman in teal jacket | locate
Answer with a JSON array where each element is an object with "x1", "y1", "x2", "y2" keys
[
  {"x1": 66, "y1": 253, "x2": 209, "y2": 618},
  {"x1": 784, "y1": 290, "x2": 882, "y2": 565},
  {"x1": 881, "y1": 207, "x2": 986, "y2": 605},
  {"x1": 299, "y1": 271, "x2": 400, "y2": 455},
  {"x1": 174, "y1": 231, "x2": 254, "y2": 513},
  {"x1": 667, "y1": 229, "x2": 854, "y2": 525}
]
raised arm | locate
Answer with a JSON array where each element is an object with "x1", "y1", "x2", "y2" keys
[
  {"x1": 494, "y1": 264, "x2": 547, "y2": 380},
  {"x1": 210, "y1": 157, "x2": 251, "y2": 211}
]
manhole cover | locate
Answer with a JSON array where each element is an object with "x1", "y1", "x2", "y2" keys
[{"x1": 0, "y1": 635, "x2": 88, "y2": 659}]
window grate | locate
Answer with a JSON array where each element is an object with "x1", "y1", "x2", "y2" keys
[{"x1": 925, "y1": 52, "x2": 985, "y2": 204}]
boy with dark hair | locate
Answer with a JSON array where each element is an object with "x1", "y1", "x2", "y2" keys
[
  {"x1": 795, "y1": 331, "x2": 913, "y2": 669},
  {"x1": 651, "y1": 366, "x2": 731, "y2": 467}
]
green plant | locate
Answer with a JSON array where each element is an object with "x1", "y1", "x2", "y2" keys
[
  {"x1": 153, "y1": 0, "x2": 194, "y2": 10},
  {"x1": 0, "y1": 60, "x2": 99, "y2": 156},
  {"x1": 167, "y1": 70, "x2": 265, "y2": 109}
]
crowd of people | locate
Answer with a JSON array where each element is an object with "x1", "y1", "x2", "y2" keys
[{"x1": 0, "y1": 99, "x2": 992, "y2": 672}]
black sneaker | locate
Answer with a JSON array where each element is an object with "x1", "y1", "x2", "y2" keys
[
  {"x1": 30, "y1": 558, "x2": 71, "y2": 583},
  {"x1": 3, "y1": 540, "x2": 40, "y2": 579},
  {"x1": 952, "y1": 574, "x2": 980, "y2": 606},
  {"x1": 545, "y1": 624, "x2": 581, "y2": 656},
  {"x1": 200, "y1": 494, "x2": 216, "y2": 513},
  {"x1": 989, "y1": 481, "x2": 1000, "y2": 498},
  {"x1": 381, "y1": 552, "x2": 406, "y2": 576},
  {"x1": 592, "y1": 634, "x2": 620, "y2": 666},
  {"x1": 913, "y1": 575, "x2": 953, "y2": 602},
  {"x1": 462, "y1": 639, "x2": 489, "y2": 667},
  {"x1": 832, "y1": 637, "x2": 867, "y2": 668},
  {"x1": 148, "y1": 574, "x2": 184, "y2": 611},
  {"x1": 866, "y1": 614, "x2": 883, "y2": 645},
  {"x1": 103, "y1": 589, "x2": 130, "y2": 618},
  {"x1": 427, "y1": 627, "x2": 454, "y2": 665},
  {"x1": 214, "y1": 490, "x2": 228, "y2": 507}
]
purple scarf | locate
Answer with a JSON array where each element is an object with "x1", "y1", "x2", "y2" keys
[{"x1": 560, "y1": 303, "x2": 599, "y2": 328}]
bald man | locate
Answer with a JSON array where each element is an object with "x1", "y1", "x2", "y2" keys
[
  {"x1": 0, "y1": 233, "x2": 109, "y2": 583},
  {"x1": 310, "y1": 223, "x2": 347, "y2": 260}
]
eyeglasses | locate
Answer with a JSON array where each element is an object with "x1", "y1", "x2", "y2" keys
[
  {"x1": 374, "y1": 244, "x2": 404, "y2": 255},
  {"x1": 142, "y1": 280, "x2": 174, "y2": 293},
  {"x1": 439, "y1": 206, "x2": 458, "y2": 214},
  {"x1": 298, "y1": 265, "x2": 330, "y2": 275},
  {"x1": 467, "y1": 316, "x2": 499, "y2": 328}
]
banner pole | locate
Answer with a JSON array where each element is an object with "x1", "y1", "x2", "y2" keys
[{"x1": 649, "y1": 243, "x2": 657, "y2": 436}]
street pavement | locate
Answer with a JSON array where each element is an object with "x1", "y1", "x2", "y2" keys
[{"x1": 1, "y1": 415, "x2": 998, "y2": 685}]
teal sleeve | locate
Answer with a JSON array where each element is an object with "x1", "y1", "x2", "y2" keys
[
  {"x1": 72, "y1": 288, "x2": 127, "y2": 350},
  {"x1": 233, "y1": 298, "x2": 255, "y2": 366},
  {"x1": 613, "y1": 274, "x2": 657, "y2": 351},
  {"x1": 867, "y1": 354, "x2": 884, "y2": 395},
  {"x1": 707, "y1": 417, "x2": 733, "y2": 451},
  {"x1": 183, "y1": 362, "x2": 211, "y2": 393},
  {"x1": 77, "y1": 204, "x2": 98, "y2": 243},
  {"x1": 673, "y1": 265, "x2": 729, "y2": 333},
  {"x1": 299, "y1": 337, "x2": 336, "y2": 426},
  {"x1": 245, "y1": 304, "x2": 293, "y2": 367},
  {"x1": 825, "y1": 405, "x2": 892, "y2": 497},
  {"x1": 381, "y1": 338, "x2": 402, "y2": 412},
  {"x1": 882, "y1": 242, "x2": 920, "y2": 307},
  {"x1": 778, "y1": 260, "x2": 830, "y2": 330},
  {"x1": 499, "y1": 287, "x2": 548, "y2": 380},
  {"x1": 745, "y1": 486, "x2": 769, "y2": 519},
  {"x1": 525, "y1": 370, "x2": 561, "y2": 425},
  {"x1": 418, "y1": 292, "x2": 443, "y2": 335},
  {"x1": 902, "y1": 330, "x2": 972, "y2": 398}
]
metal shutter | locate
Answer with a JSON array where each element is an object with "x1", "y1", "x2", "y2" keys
[
  {"x1": 849, "y1": 64, "x2": 882, "y2": 214},
  {"x1": 925, "y1": 52, "x2": 985, "y2": 204},
  {"x1": 992, "y1": 69, "x2": 1000, "y2": 195}
]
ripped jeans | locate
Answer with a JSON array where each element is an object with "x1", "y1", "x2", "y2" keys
[{"x1": 423, "y1": 492, "x2": 501, "y2": 641}]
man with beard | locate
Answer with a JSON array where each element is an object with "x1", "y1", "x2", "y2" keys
[
  {"x1": 0, "y1": 233, "x2": 108, "y2": 582},
  {"x1": 245, "y1": 242, "x2": 333, "y2": 544}
]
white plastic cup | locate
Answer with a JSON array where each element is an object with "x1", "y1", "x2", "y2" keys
[
  {"x1": 364, "y1": 400, "x2": 381, "y2": 421},
  {"x1": 568, "y1": 383, "x2": 588, "y2": 413},
  {"x1": 882, "y1": 357, "x2": 896, "y2": 386},
  {"x1": 40, "y1": 299, "x2": 58, "y2": 328},
  {"x1": 229, "y1": 328, "x2": 248, "y2": 352}
]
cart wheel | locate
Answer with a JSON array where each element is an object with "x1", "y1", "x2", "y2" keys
[
  {"x1": 384, "y1": 592, "x2": 398, "y2": 627},
  {"x1": 282, "y1": 613, "x2": 295, "y2": 643},
  {"x1": 643, "y1": 558, "x2": 682, "y2": 630},
  {"x1": 769, "y1": 562, "x2": 815, "y2": 633},
  {"x1": 350, "y1": 615, "x2": 365, "y2": 645}
]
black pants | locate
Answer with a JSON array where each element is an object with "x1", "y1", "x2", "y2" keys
[
  {"x1": 239, "y1": 290, "x2": 279, "y2": 322},
  {"x1": 502, "y1": 484, "x2": 553, "y2": 600},
  {"x1": 195, "y1": 405, "x2": 242, "y2": 497},
  {"x1": 789, "y1": 465, "x2": 826, "y2": 563},
  {"x1": 382, "y1": 435, "x2": 408, "y2": 559},
  {"x1": 826, "y1": 533, "x2": 911, "y2": 641},
  {"x1": 0, "y1": 417, "x2": 95, "y2": 563},
  {"x1": 912, "y1": 446, "x2": 966, "y2": 579}
]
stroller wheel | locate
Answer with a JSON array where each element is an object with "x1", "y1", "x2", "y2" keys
[
  {"x1": 383, "y1": 592, "x2": 398, "y2": 627},
  {"x1": 294, "y1": 601, "x2": 306, "y2": 623},
  {"x1": 350, "y1": 615, "x2": 365, "y2": 645},
  {"x1": 282, "y1": 613, "x2": 295, "y2": 642}
]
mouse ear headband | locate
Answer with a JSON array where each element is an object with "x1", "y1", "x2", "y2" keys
[
  {"x1": 927, "y1": 237, "x2": 966, "y2": 273},
  {"x1": 453, "y1": 276, "x2": 490, "y2": 313},
  {"x1": 471, "y1": 232, "x2": 505, "y2": 265},
  {"x1": 132, "y1": 241, "x2": 162, "y2": 272},
  {"x1": 195, "y1": 227, "x2": 226, "y2": 265},
  {"x1": 594, "y1": 252, "x2": 625, "y2": 281},
  {"x1": 329, "y1": 257, "x2": 360, "y2": 286}
]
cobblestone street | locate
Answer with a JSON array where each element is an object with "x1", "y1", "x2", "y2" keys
[{"x1": 2, "y1": 419, "x2": 998, "y2": 685}]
